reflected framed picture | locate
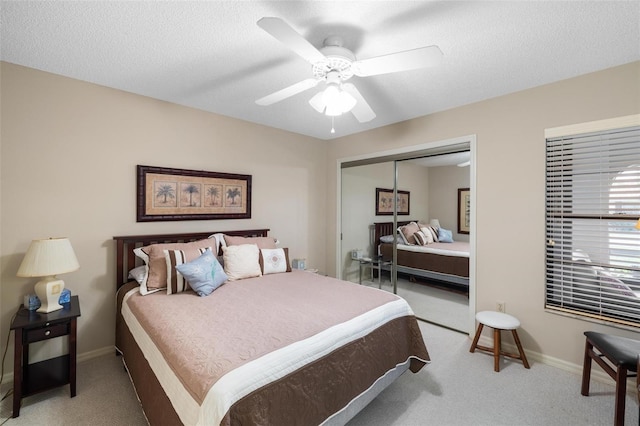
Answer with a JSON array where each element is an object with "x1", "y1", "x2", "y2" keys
[
  {"x1": 375, "y1": 188, "x2": 410, "y2": 216},
  {"x1": 458, "y1": 187, "x2": 470, "y2": 234},
  {"x1": 137, "y1": 165, "x2": 251, "y2": 222}
]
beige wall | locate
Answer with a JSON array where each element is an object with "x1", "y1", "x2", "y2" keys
[
  {"x1": 2, "y1": 59, "x2": 638, "y2": 375},
  {"x1": 340, "y1": 161, "x2": 430, "y2": 282},
  {"x1": 327, "y1": 61, "x2": 640, "y2": 368},
  {"x1": 0, "y1": 62, "x2": 327, "y2": 366},
  {"x1": 427, "y1": 164, "x2": 470, "y2": 242}
]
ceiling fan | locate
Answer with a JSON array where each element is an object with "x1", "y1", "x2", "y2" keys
[{"x1": 255, "y1": 17, "x2": 443, "y2": 124}]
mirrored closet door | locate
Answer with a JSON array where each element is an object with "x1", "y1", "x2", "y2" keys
[{"x1": 340, "y1": 143, "x2": 472, "y2": 333}]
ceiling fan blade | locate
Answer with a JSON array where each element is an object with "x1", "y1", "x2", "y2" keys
[
  {"x1": 257, "y1": 17, "x2": 326, "y2": 65},
  {"x1": 256, "y1": 78, "x2": 319, "y2": 106},
  {"x1": 341, "y1": 83, "x2": 376, "y2": 122},
  {"x1": 352, "y1": 45, "x2": 443, "y2": 77}
]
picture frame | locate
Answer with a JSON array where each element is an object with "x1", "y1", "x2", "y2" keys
[
  {"x1": 136, "y1": 165, "x2": 251, "y2": 222},
  {"x1": 458, "y1": 187, "x2": 470, "y2": 234},
  {"x1": 375, "y1": 188, "x2": 410, "y2": 216}
]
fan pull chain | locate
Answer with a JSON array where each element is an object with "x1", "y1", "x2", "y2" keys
[{"x1": 331, "y1": 116, "x2": 336, "y2": 134}]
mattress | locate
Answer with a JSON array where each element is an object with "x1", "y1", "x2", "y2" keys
[
  {"x1": 380, "y1": 241, "x2": 470, "y2": 281},
  {"x1": 119, "y1": 270, "x2": 430, "y2": 425}
]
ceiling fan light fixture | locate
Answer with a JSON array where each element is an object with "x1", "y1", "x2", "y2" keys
[
  {"x1": 309, "y1": 82, "x2": 357, "y2": 117},
  {"x1": 338, "y1": 90, "x2": 357, "y2": 112},
  {"x1": 325, "y1": 103, "x2": 344, "y2": 117},
  {"x1": 309, "y1": 92, "x2": 325, "y2": 113},
  {"x1": 322, "y1": 83, "x2": 342, "y2": 106}
]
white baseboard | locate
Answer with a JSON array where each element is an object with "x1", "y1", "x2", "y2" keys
[{"x1": 476, "y1": 335, "x2": 637, "y2": 394}]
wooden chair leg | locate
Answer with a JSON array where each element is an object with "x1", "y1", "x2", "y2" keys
[
  {"x1": 511, "y1": 329, "x2": 530, "y2": 369},
  {"x1": 494, "y1": 328, "x2": 501, "y2": 372},
  {"x1": 614, "y1": 366, "x2": 628, "y2": 426},
  {"x1": 469, "y1": 323, "x2": 483, "y2": 353},
  {"x1": 581, "y1": 339, "x2": 593, "y2": 397}
]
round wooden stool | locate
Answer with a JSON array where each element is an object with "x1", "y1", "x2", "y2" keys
[{"x1": 469, "y1": 311, "x2": 530, "y2": 372}]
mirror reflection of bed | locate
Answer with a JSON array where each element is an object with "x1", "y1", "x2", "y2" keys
[
  {"x1": 340, "y1": 148, "x2": 472, "y2": 334},
  {"x1": 371, "y1": 220, "x2": 470, "y2": 333}
]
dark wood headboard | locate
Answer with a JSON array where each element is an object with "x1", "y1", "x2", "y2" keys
[
  {"x1": 373, "y1": 220, "x2": 415, "y2": 246},
  {"x1": 113, "y1": 229, "x2": 269, "y2": 291}
]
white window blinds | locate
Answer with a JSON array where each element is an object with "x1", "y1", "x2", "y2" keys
[{"x1": 545, "y1": 124, "x2": 640, "y2": 328}]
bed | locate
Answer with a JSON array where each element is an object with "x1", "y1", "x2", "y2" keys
[
  {"x1": 114, "y1": 229, "x2": 430, "y2": 425},
  {"x1": 374, "y1": 220, "x2": 470, "y2": 287}
]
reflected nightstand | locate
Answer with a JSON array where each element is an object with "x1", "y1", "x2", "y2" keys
[{"x1": 358, "y1": 256, "x2": 392, "y2": 288}]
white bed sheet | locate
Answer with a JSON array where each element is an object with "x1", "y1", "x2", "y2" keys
[{"x1": 396, "y1": 241, "x2": 469, "y2": 258}]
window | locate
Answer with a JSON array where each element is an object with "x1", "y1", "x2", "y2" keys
[{"x1": 545, "y1": 116, "x2": 640, "y2": 328}]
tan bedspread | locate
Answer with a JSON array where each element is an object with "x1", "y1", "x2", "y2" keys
[{"x1": 124, "y1": 270, "x2": 429, "y2": 425}]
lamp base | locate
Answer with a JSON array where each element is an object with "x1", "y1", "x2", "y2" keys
[{"x1": 34, "y1": 276, "x2": 64, "y2": 313}]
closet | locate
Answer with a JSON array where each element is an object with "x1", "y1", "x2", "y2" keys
[{"x1": 339, "y1": 141, "x2": 474, "y2": 333}]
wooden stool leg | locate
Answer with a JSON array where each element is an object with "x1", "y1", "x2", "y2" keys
[
  {"x1": 494, "y1": 328, "x2": 501, "y2": 372},
  {"x1": 469, "y1": 323, "x2": 484, "y2": 353},
  {"x1": 581, "y1": 339, "x2": 593, "y2": 396},
  {"x1": 614, "y1": 366, "x2": 627, "y2": 426},
  {"x1": 511, "y1": 329, "x2": 530, "y2": 369}
]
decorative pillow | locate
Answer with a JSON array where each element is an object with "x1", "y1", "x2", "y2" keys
[
  {"x1": 414, "y1": 231, "x2": 428, "y2": 246},
  {"x1": 423, "y1": 225, "x2": 439, "y2": 242},
  {"x1": 380, "y1": 235, "x2": 404, "y2": 244},
  {"x1": 438, "y1": 228, "x2": 454, "y2": 243},
  {"x1": 175, "y1": 249, "x2": 227, "y2": 296},
  {"x1": 132, "y1": 246, "x2": 156, "y2": 295},
  {"x1": 222, "y1": 244, "x2": 262, "y2": 281},
  {"x1": 399, "y1": 222, "x2": 420, "y2": 245},
  {"x1": 259, "y1": 248, "x2": 292, "y2": 275},
  {"x1": 164, "y1": 246, "x2": 218, "y2": 294},
  {"x1": 207, "y1": 233, "x2": 227, "y2": 255},
  {"x1": 127, "y1": 265, "x2": 147, "y2": 285},
  {"x1": 133, "y1": 239, "x2": 214, "y2": 295},
  {"x1": 397, "y1": 227, "x2": 409, "y2": 245},
  {"x1": 224, "y1": 235, "x2": 277, "y2": 250},
  {"x1": 419, "y1": 227, "x2": 435, "y2": 244}
]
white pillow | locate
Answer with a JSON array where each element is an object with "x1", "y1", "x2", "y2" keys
[
  {"x1": 208, "y1": 232, "x2": 227, "y2": 255},
  {"x1": 260, "y1": 248, "x2": 290, "y2": 275},
  {"x1": 127, "y1": 265, "x2": 147, "y2": 285},
  {"x1": 222, "y1": 244, "x2": 262, "y2": 281},
  {"x1": 425, "y1": 225, "x2": 439, "y2": 242},
  {"x1": 419, "y1": 227, "x2": 435, "y2": 244}
]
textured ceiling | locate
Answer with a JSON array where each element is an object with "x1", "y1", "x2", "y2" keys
[{"x1": 1, "y1": 1, "x2": 639, "y2": 140}]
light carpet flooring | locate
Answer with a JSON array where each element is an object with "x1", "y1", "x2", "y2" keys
[
  {"x1": 362, "y1": 275, "x2": 470, "y2": 333},
  {"x1": 1, "y1": 321, "x2": 637, "y2": 426}
]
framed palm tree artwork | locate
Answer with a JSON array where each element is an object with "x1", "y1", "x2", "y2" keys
[
  {"x1": 458, "y1": 187, "x2": 470, "y2": 234},
  {"x1": 136, "y1": 165, "x2": 251, "y2": 221},
  {"x1": 375, "y1": 188, "x2": 410, "y2": 216}
]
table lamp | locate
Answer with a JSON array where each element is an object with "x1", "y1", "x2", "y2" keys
[{"x1": 17, "y1": 237, "x2": 80, "y2": 313}]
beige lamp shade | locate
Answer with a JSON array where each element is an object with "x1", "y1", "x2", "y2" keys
[
  {"x1": 17, "y1": 238, "x2": 79, "y2": 313},
  {"x1": 17, "y1": 238, "x2": 79, "y2": 277}
]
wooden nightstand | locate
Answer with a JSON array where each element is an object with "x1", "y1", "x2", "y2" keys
[{"x1": 10, "y1": 295, "x2": 81, "y2": 418}]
